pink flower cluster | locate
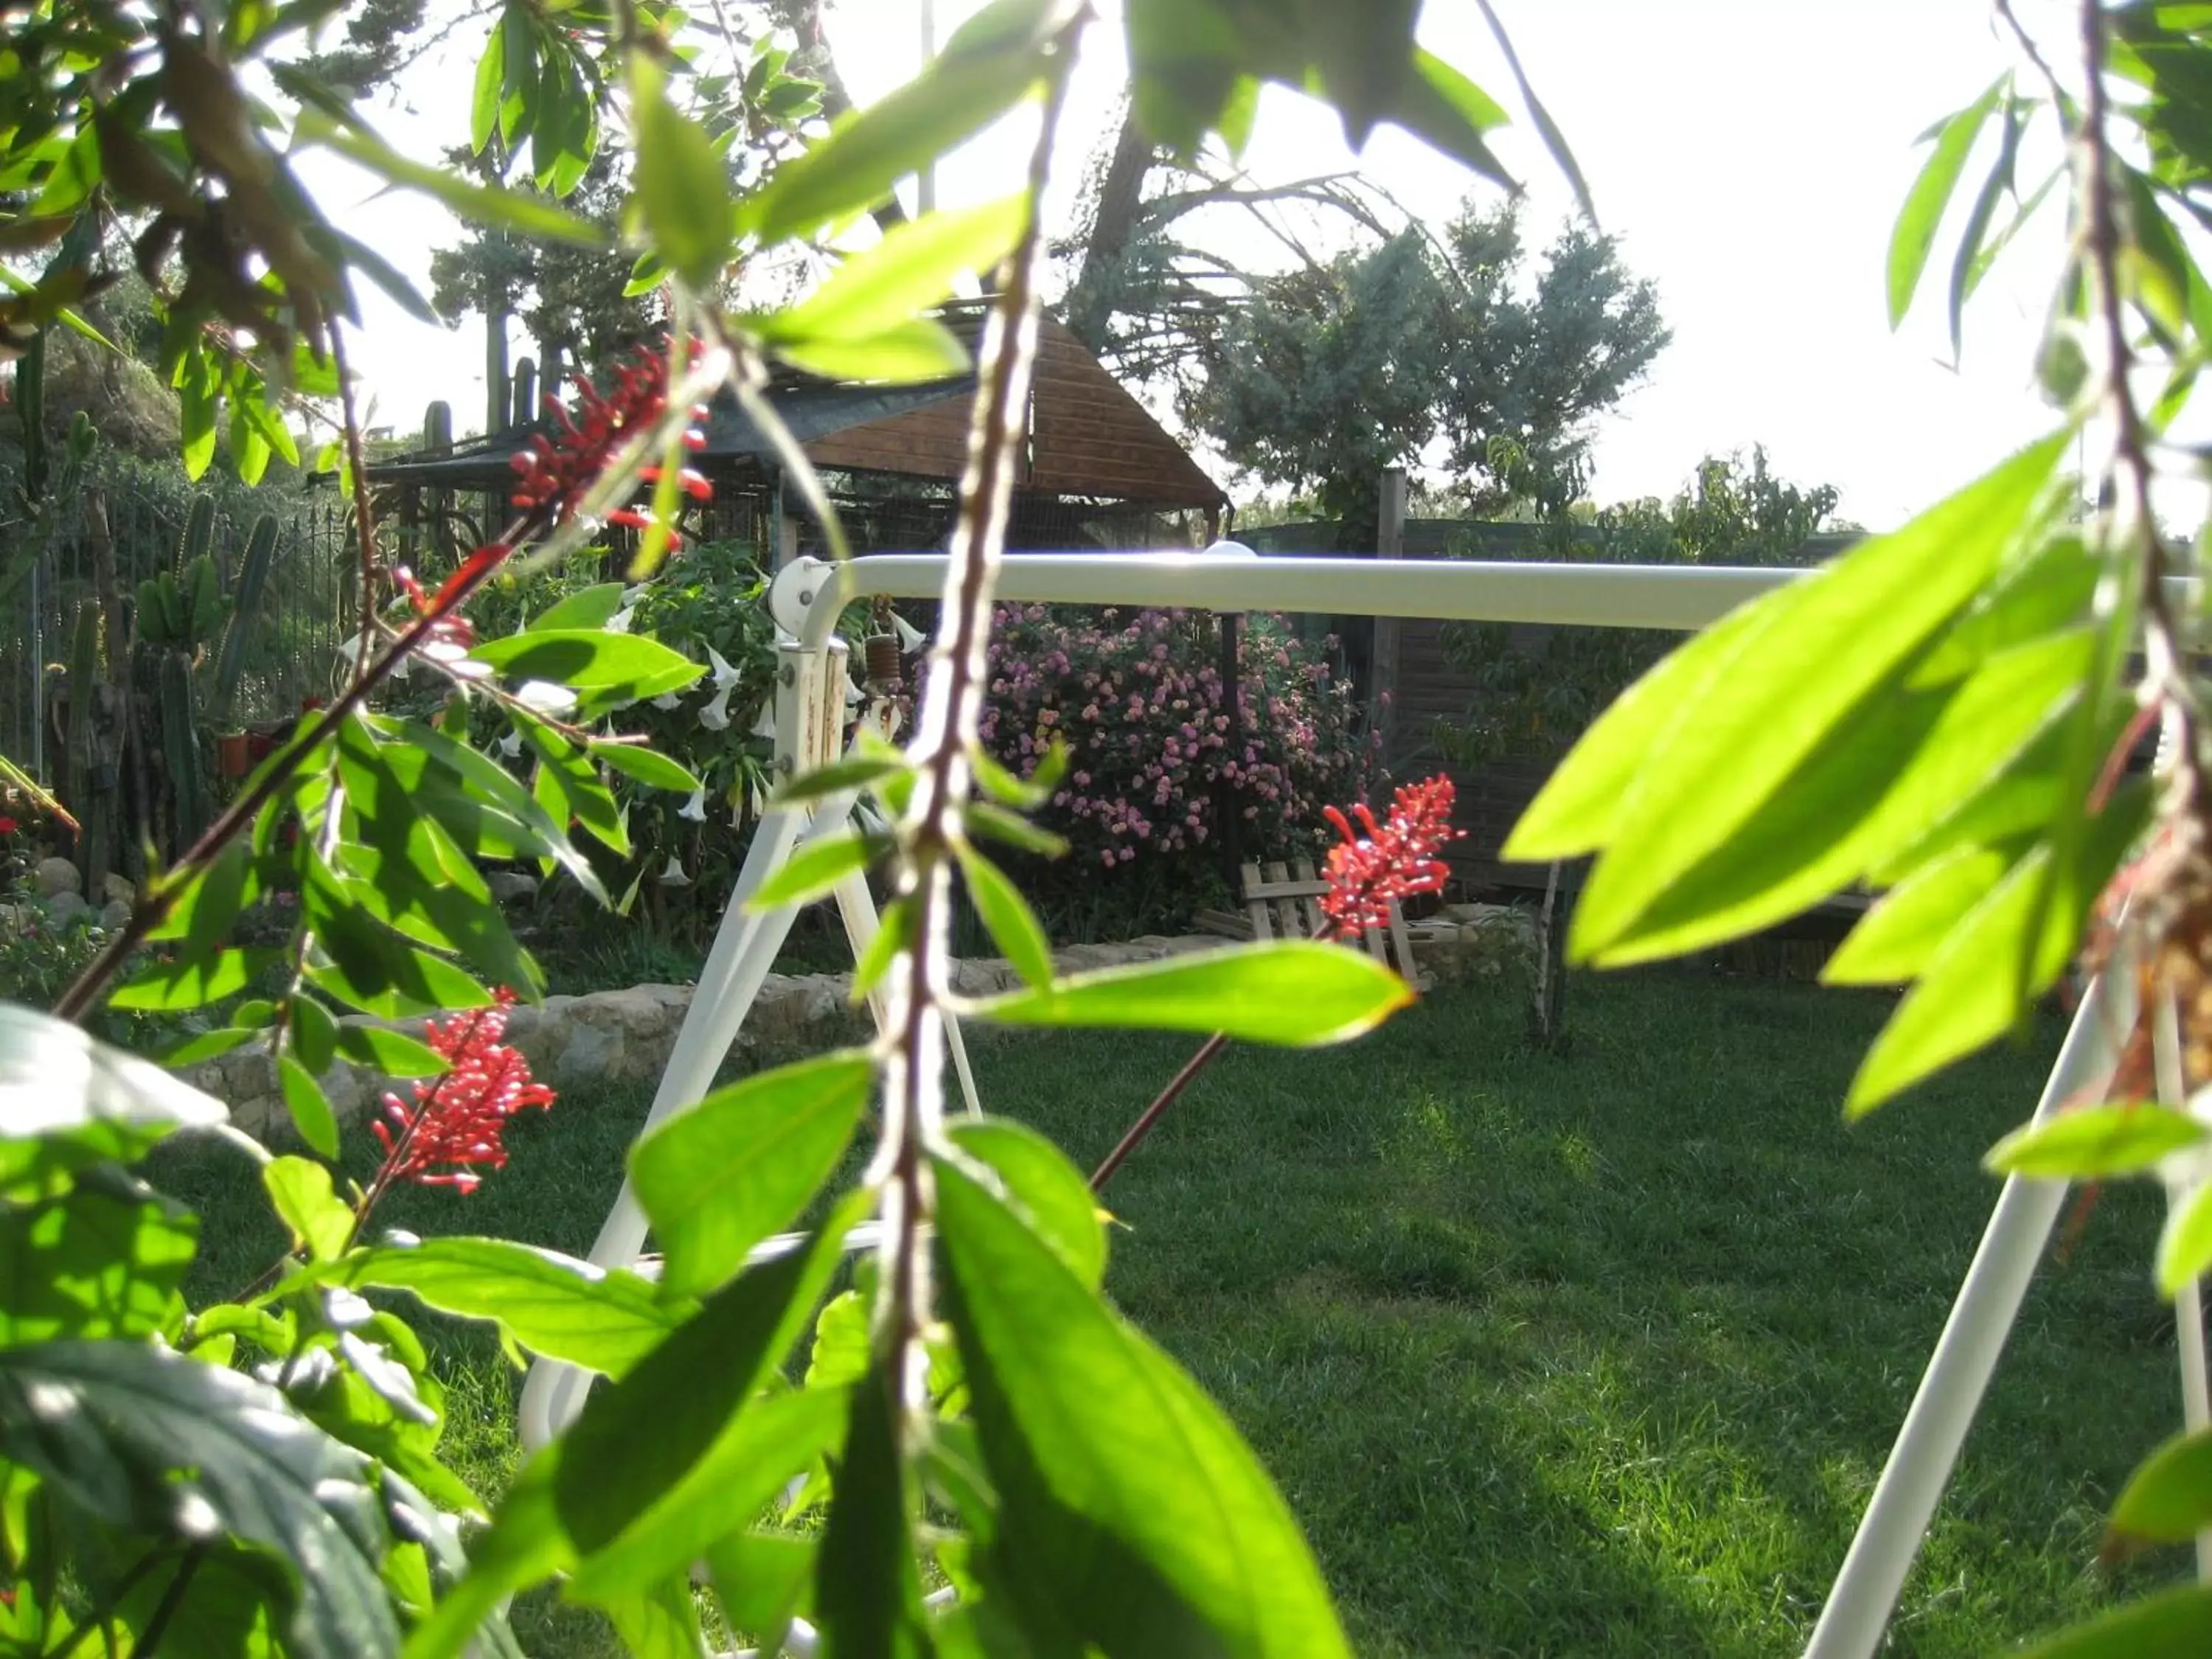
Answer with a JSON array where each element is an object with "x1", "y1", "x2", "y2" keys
[{"x1": 973, "y1": 604, "x2": 1384, "y2": 881}]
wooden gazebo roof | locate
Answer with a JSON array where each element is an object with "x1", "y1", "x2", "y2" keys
[{"x1": 369, "y1": 304, "x2": 1226, "y2": 516}]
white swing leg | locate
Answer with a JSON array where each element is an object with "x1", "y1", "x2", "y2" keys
[
  {"x1": 829, "y1": 871, "x2": 983, "y2": 1120},
  {"x1": 2149, "y1": 989, "x2": 2212, "y2": 1583},
  {"x1": 519, "y1": 796, "x2": 848, "y2": 1450},
  {"x1": 1804, "y1": 967, "x2": 2132, "y2": 1659}
]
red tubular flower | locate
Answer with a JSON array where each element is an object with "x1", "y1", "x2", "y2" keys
[
  {"x1": 1319, "y1": 774, "x2": 1462, "y2": 937},
  {"x1": 371, "y1": 990, "x2": 554, "y2": 1193},
  {"x1": 0, "y1": 816, "x2": 17, "y2": 836},
  {"x1": 508, "y1": 346, "x2": 712, "y2": 543}
]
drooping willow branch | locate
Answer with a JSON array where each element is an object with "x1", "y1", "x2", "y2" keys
[{"x1": 873, "y1": 15, "x2": 1089, "y2": 1412}]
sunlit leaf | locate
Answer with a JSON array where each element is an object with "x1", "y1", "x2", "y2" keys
[
  {"x1": 264, "y1": 1157, "x2": 356, "y2": 1263},
  {"x1": 762, "y1": 195, "x2": 1027, "y2": 344},
  {"x1": 936, "y1": 1156, "x2": 1349, "y2": 1656},
  {"x1": 1986, "y1": 1105, "x2": 2207, "y2": 1180},
  {"x1": 946, "y1": 1118, "x2": 1107, "y2": 1290},
  {"x1": 748, "y1": 831, "x2": 886, "y2": 911},
  {"x1": 1888, "y1": 74, "x2": 2008, "y2": 328},
  {"x1": 957, "y1": 846, "x2": 1054, "y2": 990},
  {"x1": 630, "y1": 1052, "x2": 874, "y2": 1298},
  {"x1": 327, "y1": 1239, "x2": 679, "y2": 1376},
  {"x1": 2111, "y1": 1428, "x2": 2212, "y2": 1545},
  {"x1": 972, "y1": 941, "x2": 1411, "y2": 1046},
  {"x1": 632, "y1": 56, "x2": 733, "y2": 288}
]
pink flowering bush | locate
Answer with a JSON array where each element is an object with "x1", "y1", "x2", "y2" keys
[{"x1": 975, "y1": 604, "x2": 1385, "y2": 931}]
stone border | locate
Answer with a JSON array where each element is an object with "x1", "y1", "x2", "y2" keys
[
  {"x1": 187, "y1": 934, "x2": 1230, "y2": 1139},
  {"x1": 184, "y1": 911, "x2": 1536, "y2": 1141}
]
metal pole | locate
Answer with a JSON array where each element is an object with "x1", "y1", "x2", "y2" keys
[{"x1": 1802, "y1": 965, "x2": 2131, "y2": 1659}]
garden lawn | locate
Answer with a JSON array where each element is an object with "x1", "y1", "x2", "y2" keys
[{"x1": 160, "y1": 970, "x2": 2184, "y2": 1658}]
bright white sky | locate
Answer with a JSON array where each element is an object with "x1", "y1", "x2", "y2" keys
[{"x1": 317, "y1": 0, "x2": 2081, "y2": 532}]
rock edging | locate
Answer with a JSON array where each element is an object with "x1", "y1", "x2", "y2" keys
[{"x1": 186, "y1": 934, "x2": 1230, "y2": 1140}]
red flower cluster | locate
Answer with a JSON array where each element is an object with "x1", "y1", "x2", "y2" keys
[
  {"x1": 1319, "y1": 774, "x2": 1462, "y2": 936},
  {"x1": 371, "y1": 990, "x2": 554, "y2": 1193},
  {"x1": 0, "y1": 815, "x2": 17, "y2": 836},
  {"x1": 509, "y1": 349, "x2": 712, "y2": 545}
]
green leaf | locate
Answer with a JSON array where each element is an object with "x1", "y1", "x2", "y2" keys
[
  {"x1": 327, "y1": 1239, "x2": 679, "y2": 1376},
  {"x1": 1986, "y1": 1105, "x2": 2206, "y2": 1181},
  {"x1": 263, "y1": 1157, "x2": 356, "y2": 1263},
  {"x1": 2112, "y1": 1428, "x2": 2212, "y2": 1544},
  {"x1": 1824, "y1": 842, "x2": 2024, "y2": 986},
  {"x1": 291, "y1": 994, "x2": 339, "y2": 1075},
  {"x1": 965, "y1": 799, "x2": 1070, "y2": 858},
  {"x1": 748, "y1": 830, "x2": 885, "y2": 911},
  {"x1": 632, "y1": 56, "x2": 734, "y2": 288},
  {"x1": 333, "y1": 1024, "x2": 450, "y2": 1080},
  {"x1": 380, "y1": 714, "x2": 611, "y2": 905},
  {"x1": 957, "y1": 846, "x2": 1054, "y2": 990},
  {"x1": 161, "y1": 1024, "x2": 260, "y2": 1068},
  {"x1": 0, "y1": 1174, "x2": 198, "y2": 1343},
  {"x1": 1888, "y1": 74, "x2": 2007, "y2": 328},
  {"x1": 277, "y1": 1055, "x2": 341, "y2": 1158},
  {"x1": 468, "y1": 630, "x2": 704, "y2": 699},
  {"x1": 108, "y1": 946, "x2": 274, "y2": 1011},
  {"x1": 1588, "y1": 623, "x2": 2094, "y2": 965},
  {"x1": 813, "y1": 1368, "x2": 933, "y2": 1656},
  {"x1": 1543, "y1": 434, "x2": 2068, "y2": 964},
  {"x1": 1466, "y1": 4, "x2": 1584, "y2": 215},
  {"x1": 946, "y1": 1118, "x2": 1106, "y2": 1290},
  {"x1": 532, "y1": 583, "x2": 627, "y2": 630},
  {"x1": 935, "y1": 1155, "x2": 1349, "y2": 1656},
  {"x1": 852, "y1": 896, "x2": 916, "y2": 1001},
  {"x1": 563, "y1": 1387, "x2": 848, "y2": 1604},
  {"x1": 734, "y1": 2, "x2": 1053, "y2": 246},
  {"x1": 146, "y1": 837, "x2": 258, "y2": 950},
  {"x1": 1946, "y1": 97, "x2": 2024, "y2": 361},
  {"x1": 1379, "y1": 50, "x2": 1514, "y2": 196},
  {"x1": 972, "y1": 940, "x2": 1411, "y2": 1046},
  {"x1": 0, "y1": 1340, "x2": 399, "y2": 1659},
  {"x1": 630, "y1": 1051, "x2": 874, "y2": 1298},
  {"x1": 2014, "y1": 1584, "x2": 2212, "y2": 1658},
  {"x1": 397, "y1": 1211, "x2": 861, "y2": 1659},
  {"x1": 703, "y1": 1531, "x2": 815, "y2": 1649},
  {"x1": 293, "y1": 107, "x2": 608, "y2": 247},
  {"x1": 2161, "y1": 1180, "x2": 2212, "y2": 1295},
  {"x1": 517, "y1": 715, "x2": 628, "y2": 855},
  {"x1": 764, "y1": 317, "x2": 971, "y2": 383},
  {"x1": 770, "y1": 752, "x2": 910, "y2": 808},
  {"x1": 471, "y1": 18, "x2": 507, "y2": 154},
  {"x1": 589, "y1": 741, "x2": 702, "y2": 793},
  {"x1": 762, "y1": 195, "x2": 1028, "y2": 344},
  {"x1": 1848, "y1": 782, "x2": 2148, "y2": 1115}
]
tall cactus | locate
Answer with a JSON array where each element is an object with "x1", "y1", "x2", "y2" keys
[
  {"x1": 178, "y1": 491, "x2": 215, "y2": 574},
  {"x1": 209, "y1": 512, "x2": 278, "y2": 727},
  {"x1": 62, "y1": 600, "x2": 112, "y2": 897},
  {"x1": 159, "y1": 649, "x2": 208, "y2": 845}
]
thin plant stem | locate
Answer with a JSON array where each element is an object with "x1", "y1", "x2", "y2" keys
[
  {"x1": 329, "y1": 326, "x2": 382, "y2": 691},
  {"x1": 126, "y1": 1548, "x2": 204, "y2": 1659},
  {"x1": 875, "y1": 11, "x2": 1088, "y2": 1419},
  {"x1": 1091, "y1": 1031, "x2": 1228, "y2": 1192}
]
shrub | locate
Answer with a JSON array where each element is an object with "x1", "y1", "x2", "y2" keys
[{"x1": 973, "y1": 603, "x2": 1385, "y2": 936}]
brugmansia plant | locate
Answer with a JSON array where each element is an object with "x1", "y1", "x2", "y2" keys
[
  {"x1": 1506, "y1": 3, "x2": 2212, "y2": 1650},
  {"x1": 0, "y1": 1, "x2": 1559, "y2": 1656}
]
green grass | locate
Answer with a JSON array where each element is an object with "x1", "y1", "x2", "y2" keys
[{"x1": 157, "y1": 970, "x2": 2185, "y2": 1657}]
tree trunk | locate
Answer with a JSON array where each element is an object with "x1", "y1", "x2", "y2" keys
[{"x1": 1065, "y1": 105, "x2": 1161, "y2": 350}]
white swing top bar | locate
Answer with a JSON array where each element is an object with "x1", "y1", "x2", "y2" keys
[{"x1": 771, "y1": 544, "x2": 1801, "y2": 647}]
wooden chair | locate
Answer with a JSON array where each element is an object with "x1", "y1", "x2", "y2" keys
[{"x1": 1239, "y1": 859, "x2": 1430, "y2": 990}]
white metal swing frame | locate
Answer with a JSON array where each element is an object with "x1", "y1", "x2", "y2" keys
[{"x1": 513, "y1": 544, "x2": 2202, "y2": 1659}]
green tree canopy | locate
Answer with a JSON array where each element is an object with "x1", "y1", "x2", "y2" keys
[{"x1": 1188, "y1": 205, "x2": 1669, "y2": 539}]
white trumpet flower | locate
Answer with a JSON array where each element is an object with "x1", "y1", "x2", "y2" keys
[
  {"x1": 496, "y1": 728, "x2": 524, "y2": 759},
  {"x1": 651, "y1": 691, "x2": 685, "y2": 711},
  {"x1": 698, "y1": 684, "x2": 734, "y2": 731},
  {"x1": 678, "y1": 787, "x2": 709, "y2": 823},
  {"x1": 657, "y1": 855, "x2": 691, "y2": 887},
  {"x1": 514, "y1": 680, "x2": 577, "y2": 717}
]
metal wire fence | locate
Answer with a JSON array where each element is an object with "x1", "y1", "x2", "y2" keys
[{"x1": 2, "y1": 479, "x2": 352, "y2": 781}]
